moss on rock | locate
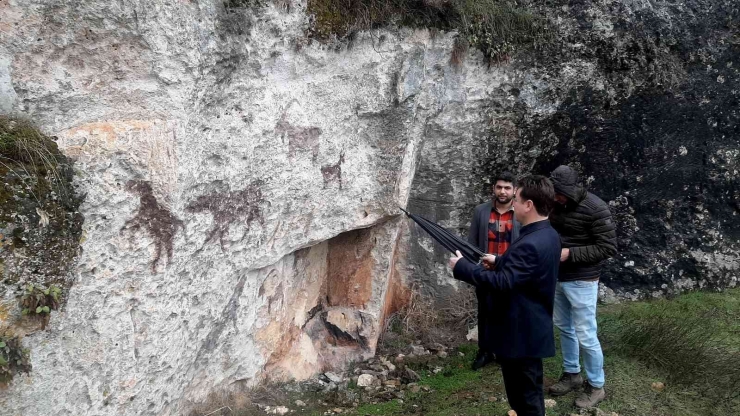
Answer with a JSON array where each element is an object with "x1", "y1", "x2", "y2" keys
[{"x1": 0, "y1": 117, "x2": 83, "y2": 330}]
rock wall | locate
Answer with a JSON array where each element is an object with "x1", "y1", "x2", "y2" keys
[
  {"x1": 0, "y1": 0, "x2": 738, "y2": 415},
  {"x1": 1, "y1": 1, "x2": 463, "y2": 415},
  {"x1": 406, "y1": 0, "x2": 740, "y2": 302}
]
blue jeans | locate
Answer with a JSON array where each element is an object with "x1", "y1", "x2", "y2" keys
[{"x1": 553, "y1": 280, "x2": 605, "y2": 388}]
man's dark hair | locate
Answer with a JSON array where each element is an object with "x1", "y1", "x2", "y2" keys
[
  {"x1": 494, "y1": 171, "x2": 516, "y2": 185},
  {"x1": 517, "y1": 175, "x2": 555, "y2": 216}
]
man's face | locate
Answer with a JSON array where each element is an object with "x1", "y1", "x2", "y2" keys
[
  {"x1": 554, "y1": 194, "x2": 568, "y2": 205},
  {"x1": 493, "y1": 180, "x2": 514, "y2": 204}
]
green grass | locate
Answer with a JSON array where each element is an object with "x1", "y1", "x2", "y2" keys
[
  {"x1": 355, "y1": 343, "x2": 512, "y2": 415},
  {"x1": 0, "y1": 116, "x2": 61, "y2": 175},
  {"x1": 353, "y1": 288, "x2": 740, "y2": 416},
  {"x1": 595, "y1": 288, "x2": 740, "y2": 408},
  {"x1": 542, "y1": 337, "x2": 737, "y2": 416},
  {"x1": 0, "y1": 116, "x2": 69, "y2": 205}
]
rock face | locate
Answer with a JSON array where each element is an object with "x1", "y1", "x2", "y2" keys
[
  {"x1": 0, "y1": 1, "x2": 737, "y2": 415},
  {"x1": 0, "y1": 117, "x2": 83, "y2": 380},
  {"x1": 0, "y1": 1, "x2": 447, "y2": 415},
  {"x1": 405, "y1": 0, "x2": 740, "y2": 301}
]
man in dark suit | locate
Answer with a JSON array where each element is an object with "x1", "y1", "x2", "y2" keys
[
  {"x1": 450, "y1": 175, "x2": 560, "y2": 416},
  {"x1": 467, "y1": 172, "x2": 522, "y2": 370}
]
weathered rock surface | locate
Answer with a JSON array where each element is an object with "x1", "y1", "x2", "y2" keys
[
  {"x1": 0, "y1": 0, "x2": 737, "y2": 415},
  {"x1": 0, "y1": 0, "x2": 470, "y2": 414},
  {"x1": 404, "y1": 0, "x2": 740, "y2": 301}
]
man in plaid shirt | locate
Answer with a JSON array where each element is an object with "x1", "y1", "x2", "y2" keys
[{"x1": 467, "y1": 172, "x2": 522, "y2": 370}]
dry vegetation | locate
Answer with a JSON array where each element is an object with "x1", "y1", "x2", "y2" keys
[
  {"x1": 379, "y1": 284, "x2": 477, "y2": 353},
  {"x1": 306, "y1": 0, "x2": 550, "y2": 63}
]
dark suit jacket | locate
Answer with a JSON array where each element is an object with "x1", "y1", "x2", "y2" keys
[
  {"x1": 467, "y1": 201, "x2": 522, "y2": 350},
  {"x1": 453, "y1": 220, "x2": 561, "y2": 359},
  {"x1": 467, "y1": 201, "x2": 521, "y2": 253}
]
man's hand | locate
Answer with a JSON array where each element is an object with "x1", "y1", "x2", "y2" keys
[
  {"x1": 481, "y1": 254, "x2": 496, "y2": 270},
  {"x1": 560, "y1": 248, "x2": 570, "y2": 262},
  {"x1": 449, "y1": 250, "x2": 464, "y2": 269}
]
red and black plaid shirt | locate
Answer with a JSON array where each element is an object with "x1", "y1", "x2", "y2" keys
[{"x1": 487, "y1": 209, "x2": 515, "y2": 256}]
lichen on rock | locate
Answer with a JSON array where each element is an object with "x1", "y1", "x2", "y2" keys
[
  {"x1": 0, "y1": 116, "x2": 82, "y2": 292},
  {"x1": 0, "y1": 116, "x2": 82, "y2": 379}
]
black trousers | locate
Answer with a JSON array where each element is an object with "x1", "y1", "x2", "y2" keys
[
  {"x1": 476, "y1": 288, "x2": 492, "y2": 350},
  {"x1": 499, "y1": 357, "x2": 545, "y2": 416}
]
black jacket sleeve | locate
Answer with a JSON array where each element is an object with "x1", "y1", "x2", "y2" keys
[
  {"x1": 570, "y1": 205, "x2": 617, "y2": 263},
  {"x1": 468, "y1": 205, "x2": 480, "y2": 246},
  {"x1": 453, "y1": 243, "x2": 538, "y2": 292}
]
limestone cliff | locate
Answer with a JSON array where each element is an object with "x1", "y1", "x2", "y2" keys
[{"x1": 0, "y1": 0, "x2": 737, "y2": 415}]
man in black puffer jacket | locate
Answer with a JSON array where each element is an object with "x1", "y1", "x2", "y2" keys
[{"x1": 547, "y1": 165, "x2": 617, "y2": 409}]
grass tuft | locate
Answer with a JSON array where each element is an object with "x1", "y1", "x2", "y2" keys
[
  {"x1": 456, "y1": 0, "x2": 549, "y2": 64},
  {"x1": 599, "y1": 291, "x2": 740, "y2": 403},
  {"x1": 307, "y1": 0, "x2": 549, "y2": 63},
  {"x1": 0, "y1": 116, "x2": 69, "y2": 202}
]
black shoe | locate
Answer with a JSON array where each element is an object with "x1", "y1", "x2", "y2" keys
[{"x1": 471, "y1": 350, "x2": 495, "y2": 371}]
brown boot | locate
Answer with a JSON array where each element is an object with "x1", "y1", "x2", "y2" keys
[
  {"x1": 574, "y1": 382, "x2": 606, "y2": 408},
  {"x1": 548, "y1": 372, "x2": 583, "y2": 396}
]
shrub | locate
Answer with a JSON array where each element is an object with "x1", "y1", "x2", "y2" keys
[
  {"x1": 20, "y1": 283, "x2": 62, "y2": 316},
  {"x1": 0, "y1": 336, "x2": 31, "y2": 383},
  {"x1": 379, "y1": 284, "x2": 476, "y2": 353}
]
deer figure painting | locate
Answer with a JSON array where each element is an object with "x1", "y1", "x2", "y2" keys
[{"x1": 321, "y1": 151, "x2": 345, "y2": 190}]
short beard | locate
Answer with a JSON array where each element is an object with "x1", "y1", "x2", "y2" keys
[{"x1": 496, "y1": 196, "x2": 512, "y2": 205}]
